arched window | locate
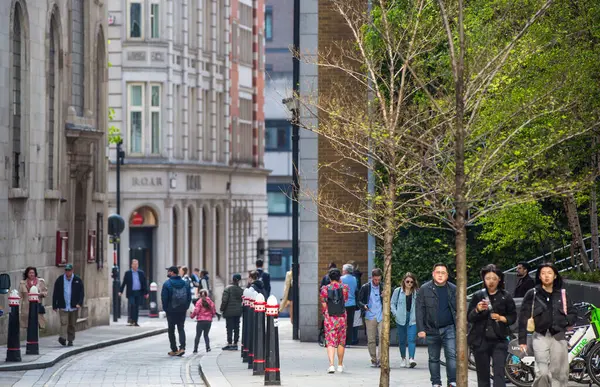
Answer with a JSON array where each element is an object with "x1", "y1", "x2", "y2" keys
[
  {"x1": 47, "y1": 11, "x2": 59, "y2": 190},
  {"x1": 71, "y1": 0, "x2": 85, "y2": 115},
  {"x1": 12, "y1": 3, "x2": 23, "y2": 188}
]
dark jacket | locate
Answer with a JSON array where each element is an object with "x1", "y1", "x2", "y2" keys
[
  {"x1": 53, "y1": 274, "x2": 85, "y2": 310},
  {"x1": 252, "y1": 279, "x2": 267, "y2": 299},
  {"x1": 161, "y1": 275, "x2": 192, "y2": 314},
  {"x1": 358, "y1": 281, "x2": 384, "y2": 316},
  {"x1": 321, "y1": 275, "x2": 331, "y2": 288},
  {"x1": 467, "y1": 289, "x2": 517, "y2": 347},
  {"x1": 120, "y1": 269, "x2": 149, "y2": 298},
  {"x1": 221, "y1": 284, "x2": 243, "y2": 317},
  {"x1": 257, "y1": 268, "x2": 271, "y2": 296},
  {"x1": 353, "y1": 270, "x2": 363, "y2": 289},
  {"x1": 514, "y1": 275, "x2": 535, "y2": 298},
  {"x1": 416, "y1": 280, "x2": 457, "y2": 334},
  {"x1": 518, "y1": 285, "x2": 577, "y2": 345}
]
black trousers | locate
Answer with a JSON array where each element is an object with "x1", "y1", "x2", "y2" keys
[
  {"x1": 167, "y1": 312, "x2": 186, "y2": 351},
  {"x1": 345, "y1": 306, "x2": 356, "y2": 345},
  {"x1": 195, "y1": 321, "x2": 212, "y2": 351},
  {"x1": 226, "y1": 316, "x2": 241, "y2": 345},
  {"x1": 473, "y1": 339, "x2": 508, "y2": 387},
  {"x1": 128, "y1": 290, "x2": 143, "y2": 323}
]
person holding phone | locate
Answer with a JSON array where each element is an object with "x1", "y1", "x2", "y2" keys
[{"x1": 467, "y1": 264, "x2": 516, "y2": 387}]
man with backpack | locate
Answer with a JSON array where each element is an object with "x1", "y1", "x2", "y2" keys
[{"x1": 161, "y1": 266, "x2": 192, "y2": 356}]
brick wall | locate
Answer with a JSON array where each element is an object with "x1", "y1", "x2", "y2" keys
[{"x1": 317, "y1": 0, "x2": 368, "y2": 281}]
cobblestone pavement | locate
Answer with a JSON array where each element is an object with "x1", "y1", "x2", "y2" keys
[{"x1": 0, "y1": 318, "x2": 217, "y2": 387}]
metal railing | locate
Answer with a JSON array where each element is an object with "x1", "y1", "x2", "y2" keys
[{"x1": 466, "y1": 236, "x2": 594, "y2": 292}]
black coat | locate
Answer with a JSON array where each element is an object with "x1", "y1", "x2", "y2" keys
[
  {"x1": 514, "y1": 275, "x2": 535, "y2": 298},
  {"x1": 257, "y1": 269, "x2": 271, "y2": 296},
  {"x1": 53, "y1": 275, "x2": 84, "y2": 310},
  {"x1": 518, "y1": 285, "x2": 577, "y2": 345},
  {"x1": 467, "y1": 289, "x2": 517, "y2": 347},
  {"x1": 221, "y1": 284, "x2": 243, "y2": 317},
  {"x1": 416, "y1": 280, "x2": 457, "y2": 334},
  {"x1": 357, "y1": 281, "x2": 384, "y2": 316},
  {"x1": 120, "y1": 269, "x2": 149, "y2": 298}
]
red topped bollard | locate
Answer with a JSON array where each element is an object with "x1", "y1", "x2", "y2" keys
[
  {"x1": 253, "y1": 293, "x2": 266, "y2": 376},
  {"x1": 247, "y1": 288, "x2": 257, "y2": 369},
  {"x1": 26, "y1": 285, "x2": 40, "y2": 355},
  {"x1": 148, "y1": 282, "x2": 159, "y2": 318},
  {"x1": 264, "y1": 295, "x2": 281, "y2": 386},
  {"x1": 6, "y1": 290, "x2": 22, "y2": 362},
  {"x1": 242, "y1": 288, "x2": 250, "y2": 362}
]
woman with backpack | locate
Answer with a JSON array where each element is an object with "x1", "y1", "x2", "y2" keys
[
  {"x1": 390, "y1": 272, "x2": 419, "y2": 368},
  {"x1": 190, "y1": 289, "x2": 216, "y2": 353},
  {"x1": 320, "y1": 267, "x2": 349, "y2": 374}
]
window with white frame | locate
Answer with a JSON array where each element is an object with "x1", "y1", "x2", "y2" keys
[
  {"x1": 150, "y1": 2, "x2": 160, "y2": 39},
  {"x1": 217, "y1": 0, "x2": 226, "y2": 56},
  {"x1": 203, "y1": 89, "x2": 212, "y2": 161},
  {"x1": 239, "y1": 3, "x2": 253, "y2": 65},
  {"x1": 240, "y1": 98, "x2": 253, "y2": 162},
  {"x1": 128, "y1": 84, "x2": 144, "y2": 153},
  {"x1": 175, "y1": 85, "x2": 181, "y2": 158},
  {"x1": 189, "y1": 0, "x2": 197, "y2": 49},
  {"x1": 189, "y1": 87, "x2": 198, "y2": 159},
  {"x1": 174, "y1": 1, "x2": 182, "y2": 46},
  {"x1": 203, "y1": 0, "x2": 212, "y2": 53},
  {"x1": 150, "y1": 84, "x2": 161, "y2": 154},
  {"x1": 128, "y1": 1, "x2": 143, "y2": 39}
]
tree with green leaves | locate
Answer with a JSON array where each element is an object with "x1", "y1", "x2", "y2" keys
[{"x1": 298, "y1": 0, "x2": 598, "y2": 385}]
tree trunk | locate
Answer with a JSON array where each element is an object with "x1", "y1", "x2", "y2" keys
[
  {"x1": 563, "y1": 194, "x2": 591, "y2": 271},
  {"x1": 379, "y1": 178, "x2": 396, "y2": 387},
  {"x1": 455, "y1": 217, "x2": 469, "y2": 387},
  {"x1": 590, "y1": 183, "x2": 599, "y2": 270}
]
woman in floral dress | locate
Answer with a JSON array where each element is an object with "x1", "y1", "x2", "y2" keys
[{"x1": 320, "y1": 268, "x2": 349, "y2": 373}]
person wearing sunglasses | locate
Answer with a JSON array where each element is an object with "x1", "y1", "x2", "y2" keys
[{"x1": 391, "y1": 272, "x2": 419, "y2": 368}]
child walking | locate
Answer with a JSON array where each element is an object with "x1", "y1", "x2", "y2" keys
[{"x1": 190, "y1": 289, "x2": 216, "y2": 353}]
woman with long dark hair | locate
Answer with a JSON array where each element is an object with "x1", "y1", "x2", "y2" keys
[
  {"x1": 518, "y1": 263, "x2": 576, "y2": 387},
  {"x1": 320, "y1": 267, "x2": 349, "y2": 373},
  {"x1": 19, "y1": 267, "x2": 48, "y2": 329},
  {"x1": 468, "y1": 264, "x2": 517, "y2": 387},
  {"x1": 190, "y1": 289, "x2": 216, "y2": 353},
  {"x1": 391, "y1": 272, "x2": 419, "y2": 368}
]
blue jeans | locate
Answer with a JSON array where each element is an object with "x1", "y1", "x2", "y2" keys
[
  {"x1": 397, "y1": 320, "x2": 417, "y2": 359},
  {"x1": 426, "y1": 325, "x2": 456, "y2": 386}
]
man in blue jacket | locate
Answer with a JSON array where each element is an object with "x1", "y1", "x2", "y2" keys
[{"x1": 161, "y1": 266, "x2": 192, "y2": 356}]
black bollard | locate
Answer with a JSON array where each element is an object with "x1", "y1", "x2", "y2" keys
[
  {"x1": 264, "y1": 295, "x2": 281, "y2": 386},
  {"x1": 148, "y1": 282, "x2": 159, "y2": 318},
  {"x1": 6, "y1": 290, "x2": 21, "y2": 362},
  {"x1": 247, "y1": 289, "x2": 256, "y2": 369},
  {"x1": 26, "y1": 285, "x2": 40, "y2": 355},
  {"x1": 253, "y1": 293, "x2": 266, "y2": 376},
  {"x1": 242, "y1": 289, "x2": 249, "y2": 362}
]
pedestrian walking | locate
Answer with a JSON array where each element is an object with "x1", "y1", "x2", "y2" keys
[
  {"x1": 518, "y1": 263, "x2": 576, "y2": 387},
  {"x1": 279, "y1": 270, "x2": 293, "y2": 323},
  {"x1": 321, "y1": 262, "x2": 337, "y2": 287},
  {"x1": 52, "y1": 264, "x2": 84, "y2": 347},
  {"x1": 514, "y1": 261, "x2": 535, "y2": 298},
  {"x1": 320, "y1": 268, "x2": 349, "y2": 373},
  {"x1": 348, "y1": 260, "x2": 363, "y2": 345},
  {"x1": 19, "y1": 267, "x2": 48, "y2": 329},
  {"x1": 416, "y1": 262, "x2": 457, "y2": 387},
  {"x1": 191, "y1": 289, "x2": 216, "y2": 353},
  {"x1": 249, "y1": 270, "x2": 267, "y2": 298},
  {"x1": 161, "y1": 266, "x2": 192, "y2": 356},
  {"x1": 468, "y1": 264, "x2": 517, "y2": 387},
  {"x1": 391, "y1": 272, "x2": 419, "y2": 368},
  {"x1": 118, "y1": 259, "x2": 149, "y2": 326},
  {"x1": 341, "y1": 264, "x2": 358, "y2": 346},
  {"x1": 220, "y1": 273, "x2": 243, "y2": 350},
  {"x1": 256, "y1": 259, "x2": 271, "y2": 297},
  {"x1": 358, "y1": 268, "x2": 384, "y2": 367}
]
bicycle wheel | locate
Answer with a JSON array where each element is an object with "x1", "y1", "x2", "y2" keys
[
  {"x1": 585, "y1": 342, "x2": 600, "y2": 385},
  {"x1": 505, "y1": 353, "x2": 534, "y2": 387}
]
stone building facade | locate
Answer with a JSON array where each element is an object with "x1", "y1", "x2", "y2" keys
[
  {"x1": 0, "y1": 0, "x2": 110, "y2": 343},
  {"x1": 107, "y1": 0, "x2": 267, "y2": 313}
]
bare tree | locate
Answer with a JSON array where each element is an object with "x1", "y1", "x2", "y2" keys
[{"x1": 296, "y1": 0, "x2": 596, "y2": 385}]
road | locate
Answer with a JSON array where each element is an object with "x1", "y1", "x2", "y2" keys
[{"x1": 0, "y1": 321, "x2": 209, "y2": 387}]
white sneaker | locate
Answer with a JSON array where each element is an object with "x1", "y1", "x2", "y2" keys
[
  {"x1": 327, "y1": 365, "x2": 335, "y2": 374},
  {"x1": 337, "y1": 365, "x2": 343, "y2": 373},
  {"x1": 400, "y1": 358, "x2": 407, "y2": 368},
  {"x1": 409, "y1": 358, "x2": 417, "y2": 368}
]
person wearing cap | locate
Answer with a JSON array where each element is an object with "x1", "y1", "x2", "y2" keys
[
  {"x1": 52, "y1": 264, "x2": 84, "y2": 346},
  {"x1": 162, "y1": 266, "x2": 192, "y2": 356},
  {"x1": 220, "y1": 273, "x2": 244, "y2": 350}
]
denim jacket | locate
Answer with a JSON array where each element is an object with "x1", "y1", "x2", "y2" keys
[{"x1": 391, "y1": 287, "x2": 417, "y2": 326}]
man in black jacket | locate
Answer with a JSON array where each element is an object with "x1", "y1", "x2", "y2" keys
[
  {"x1": 220, "y1": 273, "x2": 244, "y2": 350},
  {"x1": 416, "y1": 263, "x2": 457, "y2": 387},
  {"x1": 119, "y1": 259, "x2": 149, "y2": 326},
  {"x1": 514, "y1": 261, "x2": 535, "y2": 298},
  {"x1": 256, "y1": 259, "x2": 271, "y2": 297},
  {"x1": 52, "y1": 264, "x2": 84, "y2": 346}
]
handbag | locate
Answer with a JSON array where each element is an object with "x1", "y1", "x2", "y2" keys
[
  {"x1": 526, "y1": 289, "x2": 536, "y2": 333},
  {"x1": 38, "y1": 304, "x2": 46, "y2": 315}
]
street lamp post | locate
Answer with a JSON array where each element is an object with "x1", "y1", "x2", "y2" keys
[
  {"x1": 113, "y1": 141, "x2": 125, "y2": 320},
  {"x1": 108, "y1": 214, "x2": 125, "y2": 323}
]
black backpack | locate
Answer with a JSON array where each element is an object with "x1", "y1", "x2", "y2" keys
[
  {"x1": 327, "y1": 287, "x2": 345, "y2": 316},
  {"x1": 170, "y1": 284, "x2": 190, "y2": 312}
]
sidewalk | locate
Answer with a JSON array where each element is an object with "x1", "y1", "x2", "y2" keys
[
  {"x1": 0, "y1": 317, "x2": 168, "y2": 371},
  {"x1": 200, "y1": 319, "x2": 479, "y2": 387}
]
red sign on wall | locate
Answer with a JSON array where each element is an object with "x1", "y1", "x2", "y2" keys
[{"x1": 131, "y1": 212, "x2": 144, "y2": 226}]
